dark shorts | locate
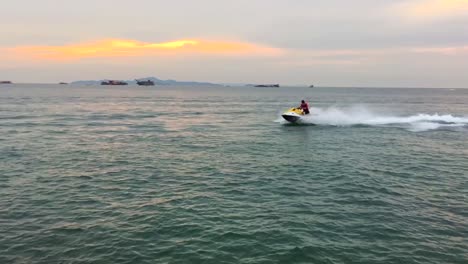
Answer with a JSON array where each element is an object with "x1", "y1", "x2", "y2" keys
[{"x1": 303, "y1": 109, "x2": 310, "y2": 115}]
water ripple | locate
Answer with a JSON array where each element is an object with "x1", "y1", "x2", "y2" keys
[{"x1": 1, "y1": 86, "x2": 468, "y2": 263}]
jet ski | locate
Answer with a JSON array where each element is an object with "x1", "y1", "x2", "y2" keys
[{"x1": 282, "y1": 107, "x2": 306, "y2": 123}]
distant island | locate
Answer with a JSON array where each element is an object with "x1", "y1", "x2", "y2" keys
[{"x1": 71, "y1": 77, "x2": 220, "y2": 86}]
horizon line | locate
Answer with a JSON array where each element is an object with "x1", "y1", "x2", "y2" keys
[{"x1": 2, "y1": 82, "x2": 467, "y2": 89}]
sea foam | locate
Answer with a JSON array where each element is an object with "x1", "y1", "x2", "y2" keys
[{"x1": 279, "y1": 106, "x2": 468, "y2": 132}]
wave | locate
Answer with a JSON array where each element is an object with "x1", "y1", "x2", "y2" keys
[{"x1": 278, "y1": 106, "x2": 468, "y2": 132}]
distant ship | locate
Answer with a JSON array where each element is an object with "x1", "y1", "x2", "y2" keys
[
  {"x1": 309, "y1": 85, "x2": 314, "y2": 88},
  {"x1": 101, "y1": 80, "x2": 128, "y2": 85},
  {"x1": 59, "y1": 82, "x2": 68, "y2": 85},
  {"x1": 0, "y1": 81, "x2": 12, "y2": 84},
  {"x1": 136, "y1": 79, "x2": 155, "y2": 86},
  {"x1": 254, "y1": 84, "x2": 280, "y2": 87}
]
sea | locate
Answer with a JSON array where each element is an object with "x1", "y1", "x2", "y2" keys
[{"x1": 1, "y1": 84, "x2": 467, "y2": 264}]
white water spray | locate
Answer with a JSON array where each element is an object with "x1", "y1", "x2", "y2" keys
[{"x1": 278, "y1": 106, "x2": 468, "y2": 132}]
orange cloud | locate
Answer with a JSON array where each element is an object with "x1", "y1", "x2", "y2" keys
[
  {"x1": 396, "y1": 0, "x2": 468, "y2": 19},
  {"x1": 12, "y1": 39, "x2": 282, "y2": 60}
]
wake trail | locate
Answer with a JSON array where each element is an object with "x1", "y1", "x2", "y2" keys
[{"x1": 277, "y1": 106, "x2": 468, "y2": 132}]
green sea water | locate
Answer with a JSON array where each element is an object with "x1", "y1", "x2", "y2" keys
[{"x1": 1, "y1": 84, "x2": 467, "y2": 263}]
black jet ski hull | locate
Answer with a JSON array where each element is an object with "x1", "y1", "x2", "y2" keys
[{"x1": 282, "y1": 114, "x2": 301, "y2": 123}]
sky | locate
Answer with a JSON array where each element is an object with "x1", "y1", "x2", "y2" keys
[{"x1": 1, "y1": 0, "x2": 468, "y2": 87}]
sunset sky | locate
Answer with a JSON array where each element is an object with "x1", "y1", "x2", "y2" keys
[{"x1": 1, "y1": 0, "x2": 468, "y2": 87}]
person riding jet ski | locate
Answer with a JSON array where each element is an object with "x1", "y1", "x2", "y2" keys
[
  {"x1": 281, "y1": 99, "x2": 311, "y2": 123},
  {"x1": 300, "y1": 100, "x2": 310, "y2": 115}
]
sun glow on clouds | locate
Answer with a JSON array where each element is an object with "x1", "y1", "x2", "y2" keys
[
  {"x1": 5, "y1": 39, "x2": 468, "y2": 68},
  {"x1": 397, "y1": 0, "x2": 468, "y2": 19},
  {"x1": 12, "y1": 39, "x2": 282, "y2": 60}
]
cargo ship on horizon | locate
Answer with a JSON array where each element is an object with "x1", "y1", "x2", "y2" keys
[
  {"x1": 101, "y1": 80, "x2": 128, "y2": 85},
  {"x1": 254, "y1": 84, "x2": 280, "y2": 87},
  {"x1": 136, "y1": 79, "x2": 155, "y2": 86}
]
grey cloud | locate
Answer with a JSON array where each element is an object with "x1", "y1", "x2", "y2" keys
[{"x1": 248, "y1": 16, "x2": 468, "y2": 50}]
